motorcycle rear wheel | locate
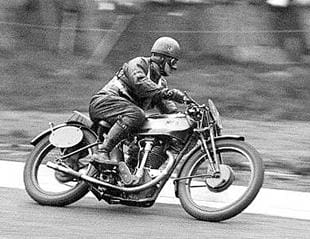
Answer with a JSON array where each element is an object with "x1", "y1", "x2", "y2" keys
[
  {"x1": 177, "y1": 139, "x2": 264, "y2": 222},
  {"x1": 23, "y1": 129, "x2": 97, "y2": 206}
]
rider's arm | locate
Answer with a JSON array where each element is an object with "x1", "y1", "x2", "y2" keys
[
  {"x1": 156, "y1": 78, "x2": 178, "y2": 114},
  {"x1": 156, "y1": 100, "x2": 178, "y2": 114},
  {"x1": 123, "y1": 57, "x2": 185, "y2": 104},
  {"x1": 123, "y1": 57, "x2": 162, "y2": 98}
]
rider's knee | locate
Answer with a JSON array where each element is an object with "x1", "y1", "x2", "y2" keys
[{"x1": 121, "y1": 107, "x2": 146, "y2": 128}]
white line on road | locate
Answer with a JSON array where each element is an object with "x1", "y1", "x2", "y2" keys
[{"x1": 1, "y1": 160, "x2": 310, "y2": 220}]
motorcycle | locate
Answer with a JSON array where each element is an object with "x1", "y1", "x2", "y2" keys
[{"x1": 23, "y1": 93, "x2": 264, "y2": 222}]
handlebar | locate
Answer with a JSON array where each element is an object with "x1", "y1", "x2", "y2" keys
[{"x1": 183, "y1": 91, "x2": 208, "y2": 109}]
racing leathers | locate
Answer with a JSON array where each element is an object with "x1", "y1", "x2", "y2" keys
[{"x1": 89, "y1": 56, "x2": 184, "y2": 130}]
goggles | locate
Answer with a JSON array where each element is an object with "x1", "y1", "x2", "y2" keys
[{"x1": 167, "y1": 57, "x2": 178, "y2": 70}]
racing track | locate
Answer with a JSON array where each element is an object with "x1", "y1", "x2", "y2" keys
[
  {"x1": 1, "y1": 159, "x2": 310, "y2": 239},
  {"x1": 1, "y1": 187, "x2": 310, "y2": 239}
]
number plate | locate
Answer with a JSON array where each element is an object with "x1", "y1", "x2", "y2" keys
[{"x1": 49, "y1": 126, "x2": 83, "y2": 148}]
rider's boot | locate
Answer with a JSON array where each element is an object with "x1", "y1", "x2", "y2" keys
[{"x1": 91, "y1": 121, "x2": 133, "y2": 184}]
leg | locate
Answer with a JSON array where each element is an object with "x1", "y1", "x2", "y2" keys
[
  {"x1": 94, "y1": 118, "x2": 130, "y2": 164},
  {"x1": 89, "y1": 95, "x2": 146, "y2": 184},
  {"x1": 89, "y1": 95, "x2": 146, "y2": 158}
]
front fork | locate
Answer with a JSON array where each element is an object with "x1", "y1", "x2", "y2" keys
[{"x1": 197, "y1": 126, "x2": 221, "y2": 176}]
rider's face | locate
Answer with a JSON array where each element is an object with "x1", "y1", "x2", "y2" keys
[{"x1": 164, "y1": 62, "x2": 172, "y2": 76}]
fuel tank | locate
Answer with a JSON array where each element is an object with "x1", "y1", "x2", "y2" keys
[{"x1": 137, "y1": 113, "x2": 194, "y2": 142}]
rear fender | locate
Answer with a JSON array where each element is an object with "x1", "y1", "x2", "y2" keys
[
  {"x1": 30, "y1": 123, "x2": 98, "y2": 146},
  {"x1": 174, "y1": 135, "x2": 244, "y2": 198}
]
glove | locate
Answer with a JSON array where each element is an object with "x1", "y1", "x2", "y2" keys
[
  {"x1": 183, "y1": 95, "x2": 193, "y2": 104},
  {"x1": 166, "y1": 89, "x2": 186, "y2": 104}
]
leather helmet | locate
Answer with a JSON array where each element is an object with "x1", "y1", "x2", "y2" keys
[{"x1": 151, "y1": 37, "x2": 181, "y2": 60}]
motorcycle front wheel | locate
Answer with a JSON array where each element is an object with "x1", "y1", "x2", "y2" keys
[
  {"x1": 177, "y1": 139, "x2": 264, "y2": 222},
  {"x1": 23, "y1": 128, "x2": 97, "y2": 206}
]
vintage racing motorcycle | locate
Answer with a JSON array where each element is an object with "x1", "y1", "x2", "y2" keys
[{"x1": 23, "y1": 93, "x2": 264, "y2": 222}]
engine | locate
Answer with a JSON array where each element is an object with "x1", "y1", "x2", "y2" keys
[
  {"x1": 125, "y1": 139, "x2": 168, "y2": 170},
  {"x1": 145, "y1": 145, "x2": 167, "y2": 169}
]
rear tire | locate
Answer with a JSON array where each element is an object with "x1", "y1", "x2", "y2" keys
[{"x1": 23, "y1": 129, "x2": 97, "y2": 206}]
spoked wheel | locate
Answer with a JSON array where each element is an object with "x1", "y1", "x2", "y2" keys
[
  {"x1": 177, "y1": 139, "x2": 264, "y2": 222},
  {"x1": 23, "y1": 129, "x2": 97, "y2": 206}
]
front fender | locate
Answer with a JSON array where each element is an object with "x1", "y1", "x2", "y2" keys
[
  {"x1": 173, "y1": 134, "x2": 244, "y2": 198},
  {"x1": 30, "y1": 123, "x2": 98, "y2": 146}
]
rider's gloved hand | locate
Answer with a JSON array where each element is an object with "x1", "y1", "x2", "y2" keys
[
  {"x1": 166, "y1": 89, "x2": 186, "y2": 103},
  {"x1": 183, "y1": 95, "x2": 193, "y2": 104}
]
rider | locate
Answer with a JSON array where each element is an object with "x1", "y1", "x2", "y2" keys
[{"x1": 89, "y1": 36, "x2": 187, "y2": 182}]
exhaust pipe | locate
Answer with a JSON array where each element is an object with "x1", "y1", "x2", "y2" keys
[
  {"x1": 46, "y1": 151, "x2": 175, "y2": 193},
  {"x1": 47, "y1": 161, "x2": 123, "y2": 190}
]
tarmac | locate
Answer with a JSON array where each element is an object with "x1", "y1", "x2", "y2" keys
[{"x1": 1, "y1": 160, "x2": 310, "y2": 221}]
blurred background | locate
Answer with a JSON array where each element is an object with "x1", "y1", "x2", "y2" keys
[
  {"x1": 0, "y1": 0, "x2": 310, "y2": 189},
  {"x1": 1, "y1": 0, "x2": 310, "y2": 118}
]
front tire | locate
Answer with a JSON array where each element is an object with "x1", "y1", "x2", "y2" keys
[
  {"x1": 23, "y1": 129, "x2": 97, "y2": 206},
  {"x1": 177, "y1": 139, "x2": 264, "y2": 221}
]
